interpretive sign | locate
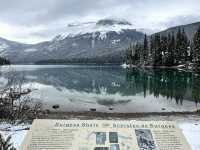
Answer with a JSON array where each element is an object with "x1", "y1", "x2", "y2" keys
[{"x1": 20, "y1": 119, "x2": 191, "y2": 150}]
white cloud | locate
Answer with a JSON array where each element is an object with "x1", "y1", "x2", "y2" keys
[
  {"x1": 0, "y1": 0, "x2": 199, "y2": 44},
  {"x1": 0, "y1": 23, "x2": 49, "y2": 43}
]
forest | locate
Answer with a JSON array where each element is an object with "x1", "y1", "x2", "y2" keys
[
  {"x1": 125, "y1": 26, "x2": 200, "y2": 68},
  {"x1": 0, "y1": 57, "x2": 10, "y2": 65}
]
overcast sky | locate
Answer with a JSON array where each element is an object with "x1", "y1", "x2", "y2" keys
[{"x1": 0, "y1": 0, "x2": 200, "y2": 44}]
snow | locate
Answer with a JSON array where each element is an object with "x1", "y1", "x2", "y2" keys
[
  {"x1": 72, "y1": 42, "x2": 78, "y2": 47},
  {"x1": 121, "y1": 63, "x2": 130, "y2": 68},
  {"x1": 179, "y1": 123, "x2": 200, "y2": 150},
  {"x1": 111, "y1": 82, "x2": 120, "y2": 87},
  {"x1": 99, "y1": 31, "x2": 107, "y2": 40},
  {"x1": 111, "y1": 39, "x2": 120, "y2": 45},
  {"x1": 24, "y1": 48, "x2": 38, "y2": 53},
  {"x1": 53, "y1": 19, "x2": 136, "y2": 41},
  {"x1": 177, "y1": 64, "x2": 185, "y2": 68},
  {"x1": 0, "y1": 41, "x2": 9, "y2": 55},
  {"x1": 0, "y1": 77, "x2": 8, "y2": 87},
  {"x1": 0, "y1": 117, "x2": 199, "y2": 150},
  {"x1": 0, "y1": 42, "x2": 9, "y2": 51},
  {"x1": 0, "y1": 123, "x2": 29, "y2": 149}
]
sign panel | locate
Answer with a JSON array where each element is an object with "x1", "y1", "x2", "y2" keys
[{"x1": 20, "y1": 119, "x2": 191, "y2": 150}]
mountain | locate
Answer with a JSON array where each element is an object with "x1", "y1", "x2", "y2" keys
[
  {"x1": 156, "y1": 22, "x2": 200, "y2": 41},
  {"x1": 0, "y1": 18, "x2": 145, "y2": 63},
  {"x1": 0, "y1": 37, "x2": 31, "y2": 62},
  {"x1": 1, "y1": 19, "x2": 200, "y2": 64}
]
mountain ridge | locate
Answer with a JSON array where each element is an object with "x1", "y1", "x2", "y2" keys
[
  {"x1": 0, "y1": 19, "x2": 200, "y2": 63},
  {"x1": 155, "y1": 21, "x2": 200, "y2": 41}
]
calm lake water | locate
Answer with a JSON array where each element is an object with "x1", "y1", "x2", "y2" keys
[{"x1": 0, "y1": 65, "x2": 200, "y2": 113}]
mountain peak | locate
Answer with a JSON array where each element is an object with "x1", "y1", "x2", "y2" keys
[{"x1": 53, "y1": 18, "x2": 135, "y2": 41}]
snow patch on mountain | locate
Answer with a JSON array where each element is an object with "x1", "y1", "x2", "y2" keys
[
  {"x1": 72, "y1": 42, "x2": 78, "y2": 47},
  {"x1": 112, "y1": 39, "x2": 120, "y2": 45},
  {"x1": 24, "y1": 48, "x2": 38, "y2": 53},
  {"x1": 99, "y1": 31, "x2": 107, "y2": 40},
  {"x1": 0, "y1": 42, "x2": 9, "y2": 53}
]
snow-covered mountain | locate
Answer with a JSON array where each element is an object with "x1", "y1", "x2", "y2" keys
[
  {"x1": 0, "y1": 19, "x2": 145, "y2": 63},
  {"x1": 1, "y1": 19, "x2": 200, "y2": 64},
  {"x1": 53, "y1": 18, "x2": 137, "y2": 41},
  {"x1": 0, "y1": 37, "x2": 31, "y2": 62}
]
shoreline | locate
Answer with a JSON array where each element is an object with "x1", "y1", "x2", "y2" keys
[
  {"x1": 41, "y1": 111, "x2": 200, "y2": 120},
  {"x1": 121, "y1": 63, "x2": 200, "y2": 70},
  {"x1": 1, "y1": 63, "x2": 200, "y2": 71}
]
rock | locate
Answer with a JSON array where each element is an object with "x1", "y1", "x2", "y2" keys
[
  {"x1": 90, "y1": 108, "x2": 96, "y2": 112},
  {"x1": 109, "y1": 107, "x2": 114, "y2": 110},
  {"x1": 52, "y1": 105, "x2": 60, "y2": 109}
]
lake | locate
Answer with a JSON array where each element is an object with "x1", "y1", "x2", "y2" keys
[{"x1": 0, "y1": 65, "x2": 200, "y2": 113}]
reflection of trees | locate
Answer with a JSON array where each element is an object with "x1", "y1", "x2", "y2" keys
[
  {"x1": 191, "y1": 73, "x2": 200, "y2": 106},
  {"x1": 126, "y1": 68, "x2": 200, "y2": 104},
  {"x1": 1, "y1": 66, "x2": 200, "y2": 106}
]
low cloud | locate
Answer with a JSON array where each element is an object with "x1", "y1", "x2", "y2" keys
[{"x1": 0, "y1": 0, "x2": 200, "y2": 43}]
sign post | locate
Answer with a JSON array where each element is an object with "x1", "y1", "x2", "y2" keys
[{"x1": 20, "y1": 119, "x2": 191, "y2": 150}]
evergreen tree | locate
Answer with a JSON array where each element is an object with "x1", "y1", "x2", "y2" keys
[
  {"x1": 0, "y1": 134, "x2": 16, "y2": 150},
  {"x1": 143, "y1": 34, "x2": 148, "y2": 63},
  {"x1": 150, "y1": 36, "x2": 154, "y2": 56},
  {"x1": 193, "y1": 26, "x2": 200, "y2": 65},
  {"x1": 149, "y1": 36, "x2": 155, "y2": 65},
  {"x1": 175, "y1": 28, "x2": 189, "y2": 64},
  {"x1": 0, "y1": 57, "x2": 10, "y2": 65},
  {"x1": 124, "y1": 26, "x2": 200, "y2": 67},
  {"x1": 160, "y1": 35, "x2": 168, "y2": 65},
  {"x1": 175, "y1": 27, "x2": 182, "y2": 65},
  {"x1": 168, "y1": 33, "x2": 175, "y2": 66},
  {"x1": 154, "y1": 34, "x2": 162, "y2": 66},
  {"x1": 125, "y1": 44, "x2": 133, "y2": 65},
  {"x1": 134, "y1": 43, "x2": 141, "y2": 65},
  {"x1": 182, "y1": 29, "x2": 189, "y2": 63},
  {"x1": 187, "y1": 41, "x2": 192, "y2": 62}
]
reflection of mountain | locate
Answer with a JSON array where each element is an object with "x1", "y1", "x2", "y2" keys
[
  {"x1": 1, "y1": 65, "x2": 200, "y2": 108},
  {"x1": 126, "y1": 68, "x2": 200, "y2": 104},
  {"x1": 5, "y1": 66, "x2": 130, "y2": 94}
]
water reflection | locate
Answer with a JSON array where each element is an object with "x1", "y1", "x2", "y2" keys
[
  {"x1": 126, "y1": 68, "x2": 200, "y2": 105},
  {"x1": 0, "y1": 65, "x2": 199, "y2": 112}
]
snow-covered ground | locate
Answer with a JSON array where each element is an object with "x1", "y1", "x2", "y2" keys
[
  {"x1": 179, "y1": 123, "x2": 200, "y2": 150},
  {"x1": 121, "y1": 63, "x2": 130, "y2": 68},
  {"x1": 0, "y1": 123, "x2": 29, "y2": 149},
  {"x1": 0, "y1": 117, "x2": 200, "y2": 150}
]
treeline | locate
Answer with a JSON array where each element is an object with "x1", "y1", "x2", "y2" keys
[
  {"x1": 0, "y1": 57, "x2": 10, "y2": 65},
  {"x1": 126, "y1": 26, "x2": 200, "y2": 67},
  {"x1": 35, "y1": 56, "x2": 123, "y2": 65}
]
